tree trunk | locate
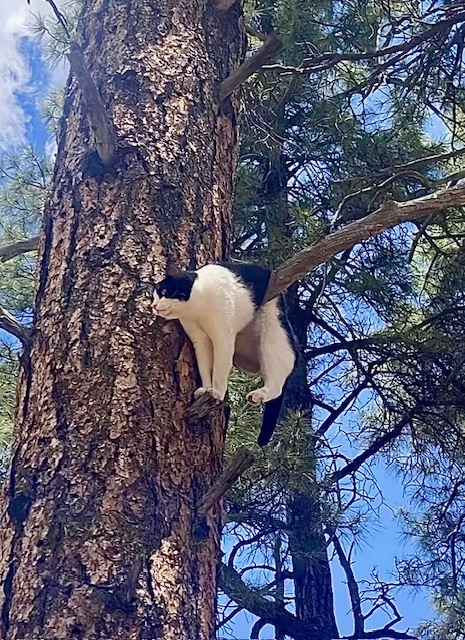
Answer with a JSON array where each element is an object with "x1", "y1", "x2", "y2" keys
[
  {"x1": 285, "y1": 291, "x2": 339, "y2": 640},
  {"x1": 0, "y1": 1, "x2": 244, "y2": 638}
]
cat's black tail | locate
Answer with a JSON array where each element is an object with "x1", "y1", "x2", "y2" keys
[{"x1": 257, "y1": 394, "x2": 284, "y2": 447}]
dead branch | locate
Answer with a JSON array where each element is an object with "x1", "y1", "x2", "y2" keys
[
  {"x1": 0, "y1": 236, "x2": 40, "y2": 263},
  {"x1": 67, "y1": 44, "x2": 117, "y2": 166},
  {"x1": 0, "y1": 305, "x2": 31, "y2": 347},
  {"x1": 185, "y1": 392, "x2": 223, "y2": 422},
  {"x1": 264, "y1": 182, "x2": 465, "y2": 302},
  {"x1": 219, "y1": 34, "x2": 283, "y2": 101},
  {"x1": 197, "y1": 446, "x2": 256, "y2": 517}
]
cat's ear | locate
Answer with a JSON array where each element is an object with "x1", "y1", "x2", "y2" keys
[{"x1": 166, "y1": 262, "x2": 182, "y2": 278}]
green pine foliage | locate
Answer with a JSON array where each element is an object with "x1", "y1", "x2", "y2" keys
[{"x1": 221, "y1": 1, "x2": 465, "y2": 637}]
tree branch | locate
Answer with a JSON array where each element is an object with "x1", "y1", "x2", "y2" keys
[
  {"x1": 335, "y1": 147, "x2": 465, "y2": 186},
  {"x1": 0, "y1": 305, "x2": 31, "y2": 347},
  {"x1": 219, "y1": 34, "x2": 284, "y2": 101},
  {"x1": 332, "y1": 536, "x2": 364, "y2": 637},
  {"x1": 185, "y1": 392, "x2": 223, "y2": 422},
  {"x1": 197, "y1": 447, "x2": 256, "y2": 517},
  {"x1": 0, "y1": 236, "x2": 40, "y2": 263},
  {"x1": 264, "y1": 183, "x2": 465, "y2": 302},
  {"x1": 324, "y1": 412, "x2": 413, "y2": 486},
  {"x1": 31, "y1": 0, "x2": 70, "y2": 36},
  {"x1": 218, "y1": 562, "x2": 320, "y2": 640},
  {"x1": 263, "y1": 10, "x2": 465, "y2": 76},
  {"x1": 342, "y1": 631, "x2": 417, "y2": 640},
  {"x1": 67, "y1": 44, "x2": 117, "y2": 166},
  {"x1": 224, "y1": 510, "x2": 288, "y2": 531}
]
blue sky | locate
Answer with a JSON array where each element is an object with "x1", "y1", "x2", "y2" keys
[
  {"x1": 3, "y1": 3, "x2": 439, "y2": 639},
  {"x1": 0, "y1": 0, "x2": 66, "y2": 155}
]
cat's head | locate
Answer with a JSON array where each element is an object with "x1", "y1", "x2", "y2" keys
[{"x1": 153, "y1": 263, "x2": 197, "y2": 320}]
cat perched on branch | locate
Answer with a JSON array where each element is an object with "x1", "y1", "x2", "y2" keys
[{"x1": 153, "y1": 262, "x2": 296, "y2": 446}]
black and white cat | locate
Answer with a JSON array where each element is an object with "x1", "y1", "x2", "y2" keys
[{"x1": 153, "y1": 261, "x2": 296, "y2": 446}]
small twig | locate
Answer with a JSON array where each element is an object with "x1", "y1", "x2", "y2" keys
[
  {"x1": 331, "y1": 170, "x2": 432, "y2": 228},
  {"x1": 30, "y1": 0, "x2": 70, "y2": 37},
  {"x1": 0, "y1": 236, "x2": 40, "y2": 263},
  {"x1": 0, "y1": 305, "x2": 31, "y2": 347},
  {"x1": 333, "y1": 147, "x2": 465, "y2": 186},
  {"x1": 67, "y1": 44, "x2": 117, "y2": 166},
  {"x1": 197, "y1": 446, "x2": 256, "y2": 517},
  {"x1": 219, "y1": 34, "x2": 284, "y2": 101}
]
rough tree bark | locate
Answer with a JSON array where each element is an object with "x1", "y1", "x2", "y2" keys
[{"x1": 0, "y1": 1, "x2": 244, "y2": 638}]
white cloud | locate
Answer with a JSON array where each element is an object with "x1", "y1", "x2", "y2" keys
[
  {"x1": 0, "y1": 0, "x2": 68, "y2": 152},
  {"x1": 0, "y1": 3, "x2": 31, "y2": 150}
]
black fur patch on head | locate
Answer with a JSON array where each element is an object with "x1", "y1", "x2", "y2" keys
[
  {"x1": 155, "y1": 270, "x2": 198, "y2": 301},
  {"x1": 220, "y1": 261, "x2": 271, "y2": 306}
]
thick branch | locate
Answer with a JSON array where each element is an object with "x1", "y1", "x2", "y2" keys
[
  {"x1": 264, "y1": 183, "x2": 465, "y2": 302},
  {"x1": 0, "y1": 236, "x2": 39, "y2": 263},
  {"x1": 219, "y1": 34, "x2": 283, "y2": 101},
  {"x1": 67, "y1": 44, "x2": 117, "y2": 166},
  {"x1": 218, "y1": 562, "x2": 320, "y2": 640},
  {"x1": 197, "y1": 446, "x2": 256, "y2": 516},
  {"x1": 0, "y1": 305, "x2": 30, "y2": 346}
]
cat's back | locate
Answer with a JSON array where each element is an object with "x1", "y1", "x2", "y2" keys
[
  {"x1": 194, "y1": 263, "x2": 269, "y2": 331},
  {"x1": 217, "y1": 261, "x2": 271, "y2": 306}
]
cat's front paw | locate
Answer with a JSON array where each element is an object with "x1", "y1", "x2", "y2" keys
[
  {"x1": 207, "y1": 387, "x2": 224, "y2": 401},
  {"x1": 194, "y1": 387, "x2": 224, "y2": 401},
  {"x1": 193, "y1": 387, "x2": 209, "y2": 399},
  {"x1": 247, "y1": 388, "x2": 269, "y2": 405}
]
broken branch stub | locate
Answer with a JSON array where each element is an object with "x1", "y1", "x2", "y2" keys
[{"x1": 67, "y1": 44, "x2": 117, "y2": 167}]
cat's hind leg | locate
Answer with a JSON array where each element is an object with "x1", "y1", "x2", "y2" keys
[{"x1": 247, "y1": 302, "x2": 295, "y2": 405}]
